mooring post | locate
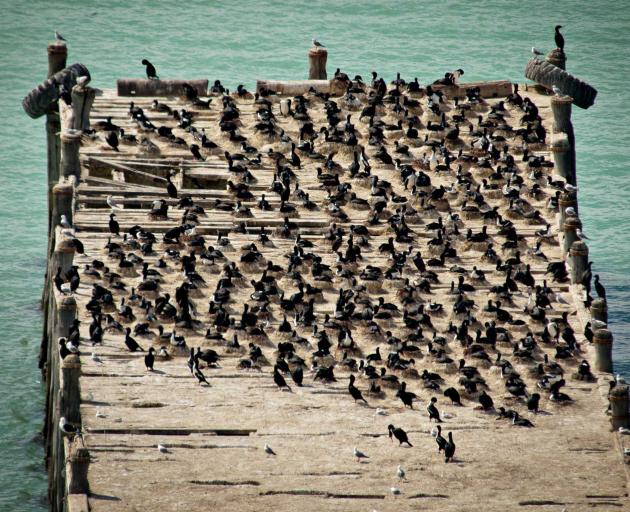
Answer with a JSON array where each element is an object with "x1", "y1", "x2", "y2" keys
[
  {"x1": 308, "y1": 46, "x2": 328, "y2": 80},
  {"x1": 60, "y1": 132, "x2": 82, "y2": 180},
  {"x1": 52, "y1": 181, "x2": 74, "y2": 229},
  {"x1": 46, "y1": 41, "x2": 68, "y2": 224},
  {"x1": 558, "y1": 192, "x2": 577, "y2": 232},
  {"x1": 60, "y1": 354, "x2": 81, "y2": 424},
  {"x1": 569, "y1": 240, "x2": 588, "y2": 285},
  {"x1": 71, "y1": 80, "x2": 97, "y2": 132},
  {"x1": 609, "y1": 384, "x2": 629, "y2": 430},
  {"x1": 53, "y1": 232, "x2": 77, "y2": 278},
  {"x1": 591, "y1": 298, "x2": 608, "y2": 325},
  {"x1": 593, "y1": 328, "x2": 613, "y2": 373},
  {"x1": 64, "y1": 436, "x2": 90, "y2": 495},
  {"x1": 546, "y1": 48, "x2": 566, "y2": 71},
  {"x1": 550, "y1": 95, "x2": 576, "y2": 185},
  {"x1": 562, "y1": 215, "x2": 582, "y2": 257},
  {"x1": 55, "y1": 295, "x2": 77, "y2": 340}
]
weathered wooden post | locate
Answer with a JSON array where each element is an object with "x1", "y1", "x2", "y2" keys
[
  {"x1": 546, "y1": 48, "x2": 566, "y2": 71},
  {"x1": 550, "y1": 95, "x2": 576, "y2": 185},
  {"x1": 47, "y1": 41, "x2": 68, "y2": 221},
  {"x1": 53, "y1": 232, "x2": 77, "y2": 278},
  {"x1": 562, "y1": 215, "x2": 581, "y2": 257},
  {"x1": 56, "y1": 295, "x2": 77, "y2": 340},
  {"x1": 558, "y1": 192, "x2": 577, "y2": 231},
  {"x1": 593, "y1": 328, "x2": 613, "y2": 373},
  {"x1": 52, "y1": 181, "x2": 74, "y2": 229},
  {"x1": 64, "y1": 436, "x2": 90, "y2": 495},
  {"x1": 60, "y1": 132, "x2": 82, "y2": 180},
  {"x1": 71, "y1": 80, "x2": 97, "y2": 132},
  {"x1": 60, "y1": 354, "x2": 81, "y2": 424},
  {"x1": 591, "y1": 298, "x2": 608, "y2": 325},
  {"x1": 569, "y1": 240, "x2": 588, "y2": 284},
  {"x1": 610, "y1": 384, "x2": 630, "y2": 430},
  {"x1": 308, "y1": 46, "x2": 328, "y2": 80}
]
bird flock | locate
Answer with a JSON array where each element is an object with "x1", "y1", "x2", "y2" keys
[{"x1": 55, "y1": 48, "x2": 608, "y2": 491}]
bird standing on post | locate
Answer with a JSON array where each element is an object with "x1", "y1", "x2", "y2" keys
[
  {"x1": 554, "y1": 25, "x2": 565, "y2": 51},
  {"x1": 531, "y1": 47, "x2": 544, "y2": 59},
  {"x1": 142, "y1": 59, "x2": 159, "y2": 80},
  {"x1": 312, "y1": 38, "x2": 325, "y2": 48},
  {"x1": 54, "y1": 31, "x2": 66, "y2": 42}
]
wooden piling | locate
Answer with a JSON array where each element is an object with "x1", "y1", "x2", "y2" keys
[
  {"x1": 64, "y1": 436, "x2": 90, "y2": 495},
  {"x1": 546, "y1": 48, "x2": 566, "y2": 71},
  {"x1": 591, "y1": 298, "x2": 608, "y2": 325},
  {"x1": 558, "y1": 192, "x2": 577, "y2": 231},
  {"x1": 569, "y1": 240, "x2": 588, "y2": 284},
  {"x1": 52, "y1": 181, "x2": 74, "y2": 229},
  {"x1": 47, "y1": 42, "x2": 68, "y2": 223},
  {"x1": 60, "y1": 354, "x2": 81, "y2": 424},
  {"x1": 550, "y1": 95, "x2": 576, "y2": 185},
  {"x1": 308, "y1": 46, "x2": 328, "y2": 80},
  {"x1": 562, "y1": 215, "x2": 582, "y2": 257},
  {"x1": 70, "y1": 82, "x2": 97, "y2": 132},
  {"x1": 609, "y1": 384, "x2": 629, "y2": 430},
  {"x1": 53, "y1": 233, "x2": 77, "y2": 278},
  {"x1": 60, "y1": 132, "x2": 82, "y2": 180},
  {"x1": 593, "y1": 328, "x2": 613, "y2": 373},
  {"x1": 55, "y1": 295, "x2": 77, "y2": 340}
]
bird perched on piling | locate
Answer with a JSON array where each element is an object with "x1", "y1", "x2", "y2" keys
[
  {"x1": 554, "y1": 25, "x2": 565, "y2": 51},
  {"x1": 142, "y1": 59, "x2": 159, "y2": 80},
  {"x1": 531, "y1": 47, "x2": 544, "y2": 59},
  {"x1": 54, "y1": 31, "x2": 66, "y2": 42},
  {"x1": 312, "y1": 38, "x2": 325, "y2": 48}
]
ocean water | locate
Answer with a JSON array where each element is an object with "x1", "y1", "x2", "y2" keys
[{"x1": 1, "y1": 0, "x2": 628, "y2": 509}]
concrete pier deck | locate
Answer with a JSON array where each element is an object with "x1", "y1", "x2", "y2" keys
[{"x1": 43, "y1": 78, "x2": 629, "y2": 512}]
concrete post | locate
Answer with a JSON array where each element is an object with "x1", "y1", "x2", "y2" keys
[
  {"x1": 591, "y1": 298, "x2": 608, "y2": 325},
  {"x1": 60, "y1": 131, "x2": 82, "y2": 180},
  {"x1": 593, "y1": 328, "x2": 613, "y2": 373},
  {"x1": 308, "y1": 47, "x2": 328, "y2": 80},
  {"x1": 609, "y1": 384, "x2": 629, "y2": 430},
  {"x1": 569, "y1": 241, "x2": 588, "y2": 285},
  {"x1": 562, "y1": 215, "x2": 582, "y2": 257}
]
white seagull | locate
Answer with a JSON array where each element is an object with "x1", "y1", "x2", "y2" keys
[
  {"x1": 60, "y1": 214, "x2": 72, "y2": 229},
  {"x1": 396, "y1": 465, "x2": 406, "y2": 481},
  {"x1": 55, "y1": 31, "x2": 66, "y2": 42},
  {"x1": 565, "y1": 206, "x2": 577, "y2": 217},
  {"x1": 576, "y1": 228, "x2": 590, "y2": 240},
  {"x1": 91, "y1": 352, "x2": 104, "y2": 364},
  {"x1": 552, "y1": 85, "x2": 563, "y2": 96},
  {"x1": 106, "y1": 195, "x2": 123, "y2": 210},
  {"x1": 564, "y1": 183, "x2": 578, "y2": 193},
  {"x1": 353, "y1": 447, "x2": 369, "y2": 462},
  {"x1": 531, "y1": 47, "x2": 544, "y2": 58},
  {"x1": 158, "y1": 444, "x2": 168, "y2": 453},
  {"x1": 264, "y1": 444, "x2": 276, "y2": 456}
]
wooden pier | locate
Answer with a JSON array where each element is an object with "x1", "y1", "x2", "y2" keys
[{"x1": 27, "y1": 41, "x2": 630, "y2": 511}]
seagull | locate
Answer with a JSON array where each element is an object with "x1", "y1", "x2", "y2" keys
[
  {"x1": 390, "y1": 487, "x2": 402, "y2": 496},
  {"x1": 565, "y1": 206, "x2": 577, "y2": 217},
  {"x1": 396, "y1": 465, "x2": 406, "y2": 481},
  {"x1": 592, "y1": 319, "x2": 607, "y2": 330},
  {"x1": 59, "y1": 416, "x2": 80, "y2": 435},
  {"x1": 95, "y1": 409, "x2": 106, "y2": 418},
  {"x1": 91, "y1": 352, "x2": 103, "y2": 364},
  {"x1": 564, "y1": 183, "x2": 578, "y2": 193},
  {"x1": 312, "y1": 38, "x2": 325, "y2": 48},
  {"x1": 531, "y1": 47, "x2": 544, "y2": 58},
  {"x1": 55, "y1": 31, "x2": 66, "y2": 42},
  {"x1": 158, "y1": 444, "x2": 168, "y2": 453},
  {"x1": 264, "y1": 444, "x2": 276, "y2": 456},
  {"x1": 353, "y1": 447, "x2": 369, "y2": 462},
  {"x1": 76, "y1": 76, "x2": 90, "y2": 87},
  {"x1": 576, "y1": 228, "x2": 590, "y2": 240},
  {"x1": 60, "y1": 214, "x2": 72, "y2": 229},
  {"x1": 107, "y1": 195, "x2": 123, "y2": 210},
  {"x1": 374, "y1": 408, "x2": 388, "y2": 416},
  {"x1": 552, "y1": 85, "x2": 563, "y2": 96}
]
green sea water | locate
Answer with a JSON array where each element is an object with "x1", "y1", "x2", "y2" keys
[{"x1": 1, "y1": 1, "x2": 628, "y2": 509}]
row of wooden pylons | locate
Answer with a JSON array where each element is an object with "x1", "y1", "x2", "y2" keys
[{"x1": 23, "y1": 39, "x2": 627, "y2": 512}]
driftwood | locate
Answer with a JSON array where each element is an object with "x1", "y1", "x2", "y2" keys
[
  {"x1": 22, "y1": 63, "x2": 91, "y2": 119},
  {"x1": 524, "y1": 58, "x2": 597, "y2": 109},
  {"x1": 117, "y1": 79, "x2": 208, "y2": 97}
]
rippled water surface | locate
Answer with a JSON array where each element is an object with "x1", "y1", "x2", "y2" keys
[{"x1": 1, "y1": 1, "x2": 628, "y2": 509}]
